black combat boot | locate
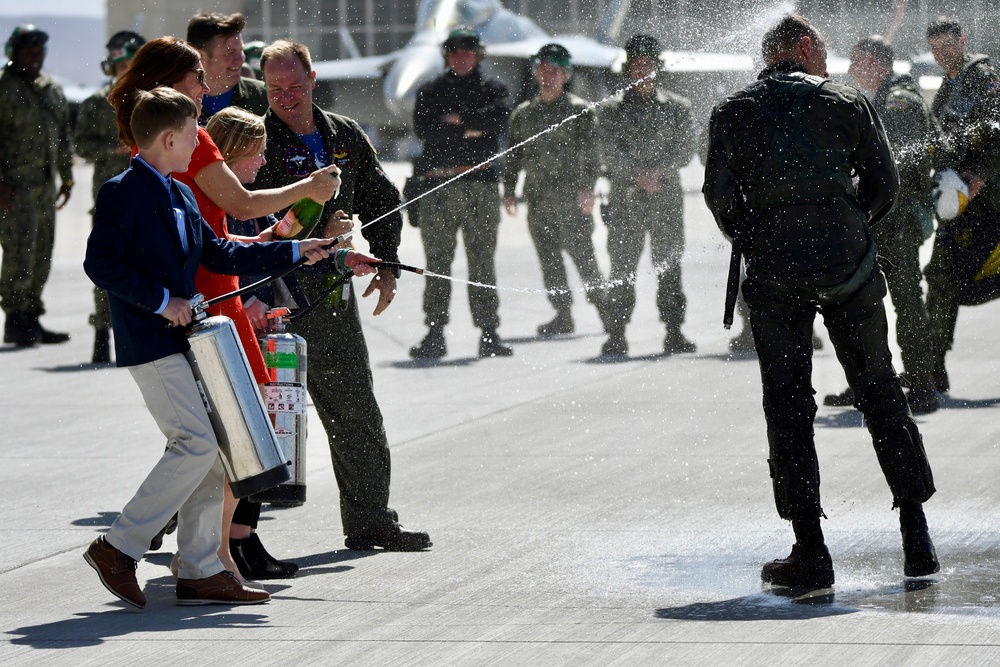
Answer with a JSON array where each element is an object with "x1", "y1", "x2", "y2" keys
[
  {"x1": 761, "y1": 519, "x2": 835, "y2": 588},
  {"x1": 27, "y1": 312, "x2": 69, "y2": 344},
  {"x1": 899, "y1": 502, "x2": 939, "y2": 577},
  {"x1": 663, "y1": 324, "x2": 696, "y2": 354},
  {"x1": 92, "y1": 328, "x2": 112, "y2": 364},
  {"x1": 478, "y1": 329, "x2": 512, "y2": 358},
  {"x1": 230, "y1": 533, "x2": 299, "y2": 579},
  {"x1": 823, "y1": 387, "x2": 856, "y2": 407},
  {"x1": 905, "y1": 374, "x2": 939, "y2": 414},
  {"x1": 931, "y1": 352, "x2": 950, "y2": 393},
  {"x1": 601, "y1": 327, "x2": 628, "y2": 357},
  {"x1": 410, "y1": 325, "x2": 446, "y2": 359},
  {"x1": 537, "y1": 308, "x2": 574, "y2": 337},
  {"x1": 4, "y1": 312, "x2": 36, "y2": 347}
]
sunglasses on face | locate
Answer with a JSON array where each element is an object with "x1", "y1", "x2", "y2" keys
[{"x1": 191, "y1": 68, "x2": 206, "y2": 85}]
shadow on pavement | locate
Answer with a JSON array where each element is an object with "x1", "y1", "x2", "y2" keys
[
  {"x1": 814, "y1": 410, "x2": 865, "y2": 429},
  {"x1": 384, "y1": 356, "x2": 479, "y2": 369},
  {"x1": 72, "y1": 512, "x2": 120, "y2": 528},
  {"x1": 37, "y1": 361, "x2": 115, "y2": 373},
  {"x1": 938, "y1": 395, "x2": 1000, "y2": 410}
]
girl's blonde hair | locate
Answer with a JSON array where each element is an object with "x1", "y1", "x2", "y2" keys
[{"x1": 205, "y1": 106, "x2": 266, "y2": 163}]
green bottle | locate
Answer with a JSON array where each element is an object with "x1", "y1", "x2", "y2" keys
[{"x1": 275, "y1": 198, "x2": 325, "y2": 239}]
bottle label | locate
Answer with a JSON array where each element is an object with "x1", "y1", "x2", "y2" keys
[{"x1": 275, "y1": 211, "x2": 304, "y2": 239}]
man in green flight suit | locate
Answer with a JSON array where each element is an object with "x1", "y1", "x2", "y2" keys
[
  {"x1": 599, "y1": 34, "x2": 695, "y2": 357},
  {"x1": 0, "y1": 24, "x2": 73, "y2": 347},
  {"x1": 503, "y1": 44, "x2": 607, "y2": 337},
  {"x1": 74, "y1": 30, "x2": 145, "y2": 363}
]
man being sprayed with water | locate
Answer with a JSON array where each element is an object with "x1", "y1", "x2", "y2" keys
[
  {"x1": 598, "y1": 34, "x2": 695, "y2": 358},
  {"x1": 703, "y1": 14, "x2": 938, "y2": 588},
  {"x1": 410, "y1": 26, "x2": 513, "y2": 360},
  {"x1": 502, "y1": 44, "x2": 609, "y2": 338}
]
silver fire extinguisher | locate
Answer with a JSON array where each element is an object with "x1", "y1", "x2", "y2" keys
[
  {"x1": 183, "y1": 294, "x2": 291, "y2": 498},
  {"x1": 251, "y1": 307, "x2": 308, "y2": 507}
]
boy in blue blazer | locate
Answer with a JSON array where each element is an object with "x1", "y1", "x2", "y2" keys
[{"x1": 82, "y1": 87, "x2": 378, "y2": 608}]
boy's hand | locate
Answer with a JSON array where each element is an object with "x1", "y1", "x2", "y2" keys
[
  {"x1": 304, "y1": 164, "x2": 341, "y2": 203},
  {"x1": 162, "y1": 297, "x2": 193, "y2": 327},
  {"x1": 298, "y1": 238, "x2": 334, "y2": 265}
]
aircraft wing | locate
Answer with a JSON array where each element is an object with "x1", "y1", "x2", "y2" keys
[
  {"x1": 484, "y1": 35, "x2": 621, "y2": 68},
  {"x1": 313, "y1": 53, "x2": 396, "y2": 80},
  {"x1": 487, "y1": 37, "x2": 755, "y2": 74}
]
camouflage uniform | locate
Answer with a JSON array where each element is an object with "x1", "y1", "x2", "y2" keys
[
  {"x1": 599, "y1": 86, "x2": 694, "y2": 342},
  {"x1": 253, "y1": 104, "x2": 406, "y2": 538},
  {"x1": 926, "y1": 54, "x2": 1000, "y2": 386},
  {"x1": 503, "y1": 91, "x2": 604, "y2": 319},
  {"x1": 0, "y1": 64, "x2": 72, "y2": 318},
  {"x1": 75, "y1": 81, "x2": 128, "y2": 332},
  {"x1": 869, "y1": 73, "x2": 938, "y2": 382}
]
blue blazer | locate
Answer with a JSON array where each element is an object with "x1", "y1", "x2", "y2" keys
[{"x1": 85, "y1": 157, "x2": 299, "y2": 367}]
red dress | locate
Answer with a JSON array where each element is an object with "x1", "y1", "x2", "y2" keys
[{"x1": 173, "y1": 128, "x2": 270, "y2": 384}]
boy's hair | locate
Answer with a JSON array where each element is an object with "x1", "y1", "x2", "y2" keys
[
  {"x1": 852, "y1": 35, "x2": 894, "y2": 68},
  {"x1": 108, "y1": 36, "x2": 201, "y2": 146},
  {"x1": 187, "y1": 11, "x2": 246, "y2": 50},
  {"x1": 260, "y1": 39, "x2": 312, "y2": 76},
  {"x1": 927, "y1": 16, "x2": 963, "y2": 40},
  {"x1": 130, "y1": 87, "x2": 198, "y2": 150},
  {"x1": 205, "y1": 106, "x2": 266, "y2": 162},
  {"x1": 762, "y1": 14, "x2": 821, "y2": 63}
]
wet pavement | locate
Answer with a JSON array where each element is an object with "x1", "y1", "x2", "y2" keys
[{"x1": 3, "y1": 161, "x2": 1000, "y2": 664}]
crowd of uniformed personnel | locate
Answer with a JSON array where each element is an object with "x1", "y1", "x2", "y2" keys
[{"x1": 2, "y1": 9, "x2": 999, "y2": 604}]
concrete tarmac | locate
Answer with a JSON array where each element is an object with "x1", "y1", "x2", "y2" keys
[{"x1": 3, "y1": 161, "x2": 1000, "y2": 664}]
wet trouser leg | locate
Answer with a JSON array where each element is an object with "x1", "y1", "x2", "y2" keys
[
  {"x1": 924, "y1": 229, "x2": 959, "y2": 360},
  {"x1": 418, "y1": 187, "x2": 462, "y2": 328},
  {"x1": 605, "y1": 204, "x2": 645, "y2": 332},
  {"x1": 647, "y1": 188, "x2": 687, "y2": 327},
  {"x1": 744, "y1": 287, "x2": 822, "y2": 521},
  {"x1": 459, "y1": 181, "x2": 502, "y2": 331},
  {"x1": 823, "y1": 275, "x2": 935, "y2": 506}
]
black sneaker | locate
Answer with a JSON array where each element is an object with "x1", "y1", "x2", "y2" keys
[
  {"x1": 410, "y1": 327, "x2": 446, "y2": 359},
  {"x1": 823, "y1": 387, "x2": 855, "y2": 407},
  {"x1": 761, "y1": 543, "x2": 835, "y2": 588},
  {"x1": 479, "y1": 330, "x2": 512, "y2": 358},
  {"x1": 345, "y1": 525, "x2": 432, "y2": 551}
]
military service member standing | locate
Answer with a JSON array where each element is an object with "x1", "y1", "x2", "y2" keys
[
  {"x1": 0, "y1": 25, "x2": 73, "y2": 347},
  {"x1": 186, "y1": 11, "x2": 267, "y2": 123},
  {"x1": 74, "y1": 30, "x2": 145, "y2": 363},
  {"x1": 410, "y1": 27, "x2": 513, "y2": 359},
  {"x1": 503, "y1": 44, "x2": 606, "y2": 337},
  {"x1": 704, "y1": 15, "x2": 938, "y2": 588},
  {"x1": 599, "y1": 34, "x2": 695, "y2": 357},
  {"x1": 823, "y1": 35, "x2": 940, "y2": 413},
  {"x1": 255, "y1": 41, "x2": 430, "y2": 552},
  {"x1": 923, "y1": 16, "x2": 1000, "y2": 393}
]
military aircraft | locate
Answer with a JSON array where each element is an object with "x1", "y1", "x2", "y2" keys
[{"x1": 311, "y1": 0, "x2": 759, "y2": 151}]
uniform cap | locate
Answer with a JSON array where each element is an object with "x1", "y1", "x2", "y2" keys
[
  {"x1": 6, "y1": 24, "x2": 48, "y2": 58},
  {"x1": 624, "y1": 34, "x2": 661, "y2": 61},
  {"x1": 105, "y1": 31, "x2": 145, "y2": 66},
  {"x1": 533, "y1": 43, "x2": 572, "y2": 70},
  {"x1": 443, "y1": 26, "x2": 481, "y2": 52}
]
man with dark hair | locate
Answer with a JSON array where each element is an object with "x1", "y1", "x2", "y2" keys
[
  {"x1": 186, "y1": 11, "x2": 266, "y2": 123},
  {"x1": 704, "y1": 14, "x2": 938, "y2": 588},
  {"x1": 409, "y1": 26, "x2": 513, "y2": 359},
  {"x1": 255, "y1": 40, "x2": 431, "y2": 552},
  {"x1": 923, "y1": 16, "x2": 1000, "y2": 392},
  {"x1": 598, "y1": 34, "x2": 695, "y2": 357},
  {"x1": 822, "y1": 35, "x2": 940, "y2": 413},
  {"x1": 75, "y1": 30, "x2": 145, "y2": 363},
  {"x1": 0, "y1": 24, "x2": 73, "y2": 347},
  {"x1": 503, "y1": 44, "x2": 607, "y2": 337}
]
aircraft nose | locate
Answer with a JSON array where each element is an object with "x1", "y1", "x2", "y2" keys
[{"x1": 383, "y1": 47, "x2": 444, "y2": 122}]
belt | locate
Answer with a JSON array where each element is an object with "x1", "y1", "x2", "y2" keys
[{"x1": 424, "y1": 165, "x2": 478, "y2": 179}]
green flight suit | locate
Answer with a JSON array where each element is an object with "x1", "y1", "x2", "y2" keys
[
  {"x1": 503, "y1": 91, "x2": 604, "y2": 312},
  {"x1": 599, "y1": 86, "x2": 693, "y2": 334}
]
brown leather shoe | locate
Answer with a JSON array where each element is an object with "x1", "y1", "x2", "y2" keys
[
  {"x1": 83, "y1": 536, "x2": 146, "y2": 609},
  {"x1": 176, "y1": 570, "x2": 270, "y2": 605}
]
